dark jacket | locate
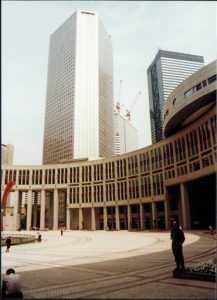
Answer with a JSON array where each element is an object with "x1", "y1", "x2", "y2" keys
[
  {"x1": 6, "y1": 238, "x2": 12, "y2": 246},
  {"x1": 171, "y1": 225, "x2": 185, "y2": 245}
]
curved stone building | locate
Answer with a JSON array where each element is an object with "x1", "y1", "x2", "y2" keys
[{"x1": 1, "y1": 61, "x2": 216, "y2": 231}]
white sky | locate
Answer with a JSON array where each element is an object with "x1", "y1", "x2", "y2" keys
[{"x1": 2, "y1": 1, "x2": 216, "y2": 165}]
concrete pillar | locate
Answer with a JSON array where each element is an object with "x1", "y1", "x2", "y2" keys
[
  {"x1": 53, "y1": 189, "x2": 59, "y2": 230},
  {"x1": 1, "y1": 168, "x2": 6, "y2": 186},
  {"x1": 164, "y1": 187, "x2": 170, "y2": 230},
  {"x1": 103, "y1": 206, "x2": 107, "y2": 230},
  {"x1": 151, "y1": 201, "x2": 156, "y2": 228},
  {"x1": 115, "y1": 206, "x2": 120, "y2": 230},
  {"x1": 164, "y1": 199, "x2": 170, "y2": 230},
  {"x1": 13, "y1": 190, "x2": 19, "y2": 230},
  {"x1": 91, "y1": 207, "x2": 96, "y2": 230},
  {"x1": 66, "y1": 208, "x2": 70, "y2": 230},
  {"x1": 48, "y1": 193, "x2": 53, "y2": 229},
  {"x1": 33, "y1": 192, "x2": 37, "y2": 227},
  {"x1": 127, "y1": 205, "x2": 132, "y2": 230},
  {"x1": 180, "y1": 183, "x2": 191, "y2": 229},
  {"x1": 66, "y1": 188, "x2": 70, "y2": 230},
  {"x1": 26, "y1": 189, "x2": 32, "y2": 230},
  {"x1": 40, "y1": 189, "x2": 45, "y2": 230},
  {"x1": 79, "y1": 207, "x2": 83, "y2": 230},
  {"x1": 139, "y1": 203, "x2": 144, "y2": 230}
]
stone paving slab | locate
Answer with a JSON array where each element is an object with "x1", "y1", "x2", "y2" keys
[{"x1": 1, "y1": 230, "x2": 216, "y2": 299}]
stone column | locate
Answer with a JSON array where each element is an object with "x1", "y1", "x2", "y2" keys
[
  {"x1": 151, "y1": 201, "x2": 156, "y2": 228},
  {"x1": 13, "y1": 190, "x2": 19, "y2": 230},
  {"x1": 180, "y1": 183, "x2": 191, "y2": 229},
  {"x1": 33, "y1": 192, "x2": 38, "y2": 227},
  {"x1": 91, "y1": 207, "x2": 96, "y2": 230},
  {"x1": 115, "y1": 206, "x2": 120, "y2": 230},
  {"x1": 66, "y1": 187, "x2": 71, "y2": 230},
  {"x1": 53, "y1": 189, "x2": 59, "y2": 230},
  {"x1": 48, "y1": 192, "x2": 53, "y2": 229},
  {"x1": 139, "y1": 203, "x2": 144, "y2": 230},
  {"x1": 66, "y1": 208, "x2": 70, "y2": 230},
  {"x1": 164, "y1": 188, "x2": 170, "y2": 230},
  {"x1": 103, "y1": 206, "x2": 107, "y2": 230},
  {"x1": 26, "y1": 189, "x2": 32, "y2": 230},
  {"x1": 127, "y1": 205, "x2": 132, "y2": 230},
  {"x1": 40, "y1": 189, "x2": 46, "y2": 230},
  {"x1": 79, "y1": 207, "x2": 83, "y2": 230},
  {"x1": 1, "y1": 168, "x2": 6, "y2": 186},
  {"x1": 164, "y1": 199, "x2": 170, "y2": 230}
]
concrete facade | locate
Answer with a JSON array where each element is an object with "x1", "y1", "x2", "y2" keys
[{"x1": 1, "y1": 61, "x2": 216, "y2": 231}]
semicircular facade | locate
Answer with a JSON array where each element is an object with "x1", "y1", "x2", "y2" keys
[{"x1": 2, "y1": 61, "x2": 216, "y2": 231}]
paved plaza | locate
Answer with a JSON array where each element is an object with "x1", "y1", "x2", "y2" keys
[{"x1": 1, "y1": 230, "x2": 216, "y2": 299}]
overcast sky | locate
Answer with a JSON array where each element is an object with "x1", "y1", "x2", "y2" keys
[{"x1": 2, "y1": 1, "x2": 216, "y2": 165}]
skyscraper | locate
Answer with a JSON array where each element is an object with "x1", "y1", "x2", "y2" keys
[
  {"x1": 114, "y1": 112, "x2": 139, "y2": 155},
  {"x1": 43, "y1": 9, "x2": 114, "y2": 164},
  {"x1": 147, "y1": 50, "x2": 204, "y2": 143},
  {"x1": 1, "y1": 144, "x2": 14, "y2": 165}
]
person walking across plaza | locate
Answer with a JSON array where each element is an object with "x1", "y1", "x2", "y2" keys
[
  {"x1": 6, "y1": 236, "x2": 12, "y2": 252},
  {"x1": 60, "y1": 227, "x2": 63, "y2": 236},
  {"x1": 2, "y1": 268, "x2": 23, "y2": 298},
  {"x1": 38, "y1": 233, "x2": 42, "y2": 243},
  {"x1": 170, "y1": 221, "x2": 185, "y2": 272}
]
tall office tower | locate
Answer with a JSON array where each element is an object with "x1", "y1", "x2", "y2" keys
[
  {"x1": 147, "y1": 50, "x2": 204, "y2": 143},
  {"x1": 42, "y1": 9, "x2": 114, "y2": 164},
  {"x1": 1, "y1": 144, "x2": 14, "y2": 165},
  {"x1": 114, "y1": 112, "x2": 139, "y2": 155}
]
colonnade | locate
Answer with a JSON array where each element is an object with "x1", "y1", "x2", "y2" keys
[{"x1": 11, "y1": 182, "x2": 191, "y2": 231}]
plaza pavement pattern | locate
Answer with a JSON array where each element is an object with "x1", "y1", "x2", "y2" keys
[{"x1": 1, "y1": 230, "x2": 216, "y2": 299}]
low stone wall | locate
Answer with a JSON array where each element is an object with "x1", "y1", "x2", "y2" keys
[
  {"x1": 1, "y1": 234, "x2": 36, "y2": 246},
  {"x1": 173, "y1": 270, "x2": 215, "y2": 282}
]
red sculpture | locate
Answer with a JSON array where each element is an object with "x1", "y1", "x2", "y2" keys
[{"x1": 1, "y1": 180, "x2": 15, "y2": 231}]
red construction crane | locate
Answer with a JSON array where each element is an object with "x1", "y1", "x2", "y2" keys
[
  {"x1": 125, "y1": 92, "x2": 142, "y2": 121},
  {"x1": 115, "y1": 80, "x2": 123, "y2": 113}
]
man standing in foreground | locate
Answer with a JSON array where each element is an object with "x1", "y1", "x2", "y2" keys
[{"x1": 171, "y1": 221, "x2": 185, "y2": 272}]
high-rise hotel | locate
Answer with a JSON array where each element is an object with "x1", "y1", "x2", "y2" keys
[
  {"x1": 43, "y1": 10, "x2": 114, "y2": 164},
  {"x1": 147, "y1": 50, "x2": 204, "y2": 144}
]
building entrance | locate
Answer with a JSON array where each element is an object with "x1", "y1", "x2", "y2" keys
[{"x1": 187, "y1": 174, "x2": 216, "y2": 229}]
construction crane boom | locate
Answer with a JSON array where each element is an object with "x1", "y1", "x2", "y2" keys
[{"x1": 125, "y1": 92, "x2": 142, "y2": 121}]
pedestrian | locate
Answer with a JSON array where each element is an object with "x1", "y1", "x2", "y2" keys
[
  {"x1": 60, "y1": 227, "x2": 63, "y2": 236},
  {"x1": 208, "y1": 225, "x2": 213, "y2": 235},
  {"x1": 2, "y1": 268, "x2": 23, "y2": 298},
  {"x1": 6, "y1": 236, "x2": 12, "y2": 252},
  {"x1": 170, "y1": 221, "x2": 185, "y2": 272},
  {"x1": 38, "y1": 234, "x2": 42, "y2": 243}
]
